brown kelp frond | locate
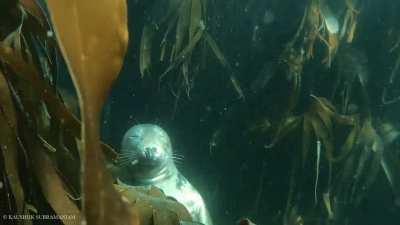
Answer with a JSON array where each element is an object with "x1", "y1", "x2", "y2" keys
[
  {"x1": 141, "y1": 0, "x2": 205, "y2": 77},
  {"x1": 0, "y1": 4, "x2": 83, "y2": 223},
  {"x1": 2, "y1": 5, "x2": 31, "y2": 65},
  {"x1": 148, "y1": 0, "x2": 207, "y2": 98},
  {"x1": 277, "y1": 0, "x2": 342, "y2": 112},
  {"x1": 302, "y1": 95, "x2": 355, "y2": 164},
  {"x1": 339, "y1": 0, "x2": 361, "y2": 43},
  {"x1": 140, "y1": 0, "x2": 244, "y2": 99},
  {"x1": 265, "y1": 115, "x2": 302, "y2": 149},
  {"x1": 0, "y1": 70, "x2": 24, "y2": 216},
  {"x1": 2, "y1": 1, "x2": 194, "y2": 225},
  {"x1": 45, "y1": 0, "x2": 136, "y2": 224},
  {"x1": 280, "y1": 47, "x2": 305, "y2": 110},
  {"x1": 287, "y1": 0, "x2": 338, "y2": 66},
  {"x1": 285, "y1": 0, "x2": 363, "y2": 68},
  {"x1": 115, "y1": 185, "x2": 192, "y2": 224},
  {"x1": 268, "y1": 94, "x2": 389, "y2": 215},
  {"x1": 266, "y1": 95, "x2": 355, "y2": 159},
  {"x1": 1, "y1": 34, "x2": 83, "y2": 225}
]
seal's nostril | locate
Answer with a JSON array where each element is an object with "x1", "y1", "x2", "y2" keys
[
  {"x1": 144, "y1": 150, "x2": 151, "y2": 159},
  {"x1": 144, "y1": 147, "x2": 158, "y2": 159},
  {"x1": 145, "y1": 147, "x2": 157, "y2": 152}
]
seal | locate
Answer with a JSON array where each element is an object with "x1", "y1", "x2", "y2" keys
[{"x1": 117, "y1": 124, "x2": 213, "y2": 225}]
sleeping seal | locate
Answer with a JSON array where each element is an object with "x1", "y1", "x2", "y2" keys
[{"x1": 117, "y1": 124, "x2": 213, "y2": 225}]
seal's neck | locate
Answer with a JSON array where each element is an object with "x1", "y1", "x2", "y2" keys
[{"x1": 118, "y1": 162, "x2": 178, "y2": 186}]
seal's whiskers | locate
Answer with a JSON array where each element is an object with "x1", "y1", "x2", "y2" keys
[
  {"x1": 118, "y1": 155, "x2": 138, "y2": 160},
  {"x1": 171, "y1": 156, "x2": 184, "y2": 166},
  {"x1": 117, "y1": 159, "x2": 133, "y2": 166},
  {"x1": 118, "y1": 152, "x2": 138, "y2": 159},
  {"x1": 171, "y1": 154, "x2": 185, "y2": 161},
  {"x1": 118, "y1": 156, "x2": 138, "y2": 162},
  {"x1": 172, "y1": 159, "x2": 183, "y2": 166},
  {"x1": 171, "y1": 156, "x2": 184, "y2": 161},
  {"x1": 118, "y1": 152, "x2": 138, "y2": 157},
  {"x1": 117, "y1": 154, "x2": 139, "y2": 166}
]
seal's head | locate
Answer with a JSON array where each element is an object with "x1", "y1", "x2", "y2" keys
[{"x1": 118, "y1": 124, "x2": 176, "y2": 184}]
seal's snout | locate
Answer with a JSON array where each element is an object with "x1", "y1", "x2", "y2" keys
[
  {"x1": 121, "y1": 124, "x2": 171, "y2": 168},
  {"x1": 144, "y1": 147, "x2": 157, "y2": 159},
  {"x1": 141, "y1": 145, "x2": 164, "y2": 165}
]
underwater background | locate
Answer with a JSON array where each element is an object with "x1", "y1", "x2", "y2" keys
[{"x1": 52, "y1": 0, "x2": 400, "y2": 225}]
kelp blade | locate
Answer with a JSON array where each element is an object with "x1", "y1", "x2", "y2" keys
[
  {"x1": 44, "y1": 1, "x2": 135, "y2": 225},
  {"x1": 0, "y1": 71, "x2": 25, "y2": 215}
]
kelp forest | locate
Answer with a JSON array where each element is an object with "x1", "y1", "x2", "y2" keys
[{"x1": 0, "y1": 0, "x2": 400, "y2": 225}]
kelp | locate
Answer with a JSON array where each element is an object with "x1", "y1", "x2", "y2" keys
[
  {"x1": 0, "y1": 70, "x2": 24, "y2": 216},
  {"x1": 303, "y1": 96, "x2": 356, "y2": 163},
  {"x1": 45, "y1": 0, "x2": 196, "y2": 224},
  {"x1": 0, "y1": 3, "x2": 33, "y2": 221},
  {"x1": 2, "y1": 1, "x2": 399, "y2": 225},
  {"x1": 278, "y1": 0, "x2": 362, "y2": 115},
  {"x1": 0, "y1": 2, "x2": 84, "y2": 224},
  {"x1": 280, "y1": 48, "x2": 305, "y2": 111},
  {"x1": 340, "y1": 0, "x2": 360, "y2": 43},
  {"x1": 282, "y1": 0, "x2": 361, "y2": 70},
  {"x1": 262, "y1": 4, "x2": 393, "y2": 217},
  {"x1": 266, "y1": 96, "x2": 355, "y2": 163},
  {"x1": 44, "y1": 0, "x2": 136, "y2": 224},
  {"x1": 0, "y1": 4, "x2": 84, "y2": 222},
  {"x1": 334, "y1": 46, "x2": 369, "y2": 112},
  {"x1": 285, "y1": 0, "x2": 339, "y2": 68},
  {"x1": 330, "y1": 117, "x2": 384, "y2": 206},
  {"x1": 268, "y1": 93, "x2": 393, "y2": 209},
  {"x1": 265, "y1": 115, "x2": 302, "y2": 149},
  {"x1": 255, "y1": 47, "x2": 306, "y2": 135},
  {"x1": 30, "y1": 140, "x2": 81, "y2": 225},
  {"x1": 140, "y1": 0, "x2": 206, "y2": 90},
  {"x1": 146, "y1": 1, "x2": 395, "y2": 224},
  {"x1": 139, "y1": 0, "x2": 245, "y2": 99},
  {"x1": 115, "y1": 185, "x2": 192, "y2": 224},
  {"x1": 1, "y1": 1, "x2": 194, "y2": 225},
  {"x1": 264, "y1": 95, "x2": 389, "y2": 216}
]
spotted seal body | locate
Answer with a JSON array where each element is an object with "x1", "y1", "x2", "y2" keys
[{"x1": 117, "y1": 124, "x2": 213, "y2": 225}]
